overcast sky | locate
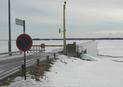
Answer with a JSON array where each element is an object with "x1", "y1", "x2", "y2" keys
[{"x1": 1, "y1": 0, "x2": 123, "y2": 40}]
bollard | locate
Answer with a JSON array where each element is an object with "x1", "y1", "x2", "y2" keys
[{"x1": 37, "y1": 59, "x2": 40, "y2": 65}]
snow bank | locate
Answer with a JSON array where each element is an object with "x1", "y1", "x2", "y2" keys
[
  {"x1": 41, "y1": 55, "x2": 123, "y2": 87},
  {"x1": 8, "y1": 78, "x2": 42, "y2": 87},
  {"x1": 78, "y1": 40, "x2": 98, "y2": 56}
]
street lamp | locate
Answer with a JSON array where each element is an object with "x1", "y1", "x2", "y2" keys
[
  {"x1": 63, "y1": 1, "x2": 67, "y2": 55},
  {"x1": 8, "y1": 0, "x2": 12, "y2": 56},
  {"x1": 59, "y1": 1, "x2": 67, "y2": 55}
]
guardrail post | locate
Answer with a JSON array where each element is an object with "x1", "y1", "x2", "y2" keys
[
  {"x1": 47, "y1": 55, "x2": 50, "y2": 63},
  {"x1": 38, "y1": 46, "x2": 40, "y2": 52},
  {"x1": 37, "y1": 59, "x2": 40, "y2": 65},
  {"x1": 21, "y1": 64, "x2": 25, "y2": 76},
  {"x1": 54, "y1": 53, "x2": 56, "y2": 59}
]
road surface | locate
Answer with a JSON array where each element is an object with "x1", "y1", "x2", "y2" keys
[{"x1": 0, "y1": 52, "x2": 52, "y2": 80}]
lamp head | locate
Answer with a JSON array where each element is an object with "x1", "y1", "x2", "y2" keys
[{"x1": 64, "y1": 1, "x2": 66, "y2": 4}]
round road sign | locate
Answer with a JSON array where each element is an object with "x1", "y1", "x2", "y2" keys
[
  {"x1": 16, "y1": 33, "x2": 32, "y2": 52},
  {"x1": 41, "y1": 43, "x2": 45, "y2": 48}
]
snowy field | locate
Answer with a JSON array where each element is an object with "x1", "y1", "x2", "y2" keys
[
  {"x1": 1, "y1": 40, "x2": 123, "y2": 87},
  {"x1": 97, "y1": 40, "x2": 123, "y2": 57}
]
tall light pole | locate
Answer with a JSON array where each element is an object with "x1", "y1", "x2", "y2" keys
[
  {"x1": 8, "y1": 0, "x2": 12, "y2": 56},
  {"x1": 63, "y1": 1, "x2": 67, "y2": 55}
]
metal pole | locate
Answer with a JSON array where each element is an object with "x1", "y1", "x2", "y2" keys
[
  {"x1": 24, "y1": 51, "x2": 26, "y2": 80},
  {"x1": 23, "y1": 20, "x2": 25, "y2": 33},
  {"x1": 63, "y1": 1, "x2": 67, "y2": 55},
  {"x1": 8, "y1": 0, "x2": 12, "y2": 56}
]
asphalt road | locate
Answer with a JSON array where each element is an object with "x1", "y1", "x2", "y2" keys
[{"x1": 0, "y1": 52, "x2": 51, "y2": 80}]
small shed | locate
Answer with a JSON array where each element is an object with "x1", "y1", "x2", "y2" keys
[{"x1": 66, "y1": 42, "x2": 77, "y2": 57}]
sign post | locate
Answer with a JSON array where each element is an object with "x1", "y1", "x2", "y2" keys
[
  {"x1": 23, "y1": 51, "x2": 26, "y2": 80},
  {"x1": 16, "y1": 34, "x2": 32, "y2": 80}
]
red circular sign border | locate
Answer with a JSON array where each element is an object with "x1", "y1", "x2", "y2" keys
[{"x1": 16, "y1": 33, "x2": 32, "y2": 52}]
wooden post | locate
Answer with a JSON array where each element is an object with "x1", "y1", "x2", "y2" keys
[
  {"x1": 21, "y1": 64, "x2": 24, "y2": 76},
  {"x1": 54, "y1": 53, "x2": 56, "y2": 59},
  {"x1": 37, "y1": 59, "x2": 40, "y2": 65},
  {"x1": 47, "y1": 55, "x2": 50, "y2": 63},
  {"x1": 63, "y1": 1, "x2": 67, "y2": 55}
]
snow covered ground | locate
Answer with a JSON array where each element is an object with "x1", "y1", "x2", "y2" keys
[
  {"x1": 8, "y1": 55, "x2": 123, "y2": 87},
  {"x1": 2, "y1": 40, "x2": 123, "y2": 87}
]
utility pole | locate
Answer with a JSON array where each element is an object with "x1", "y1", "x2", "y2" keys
[
  {"x1": 8, "y1": 0, "x2": 12, "y2": 56},
  {"x1": 63, "y1": 1, "x2": 67, "y2": 55}
]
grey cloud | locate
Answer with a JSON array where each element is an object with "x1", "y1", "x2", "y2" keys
[{"x1": 1, "y1": 0, "x2": 123, "y2": 40}]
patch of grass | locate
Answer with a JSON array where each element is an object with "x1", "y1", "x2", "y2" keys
[{"x1": 29, "y1": 59, "x2": 55, "y2": 81}]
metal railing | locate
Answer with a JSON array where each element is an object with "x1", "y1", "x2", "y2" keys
[
  {"x1": 0, "y1": 51, "x2": 21, "y2": 55},
  {"x1": 0, "y1": 51, "x2": 58, "y2": 81}
]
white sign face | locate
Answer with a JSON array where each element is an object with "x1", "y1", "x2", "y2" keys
[{"x1": 15, "y1": 18, "x2": 24, "y2": 26}]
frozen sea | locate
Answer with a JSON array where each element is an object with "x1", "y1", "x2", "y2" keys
[
  {"x1": 0, "y1": 40, "x2": 89, "y2": 53},
  {"x1": 0, "y1": 40, "x2": 123, "y2": 57}
]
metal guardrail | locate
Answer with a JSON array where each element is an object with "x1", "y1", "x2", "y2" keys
[
  {"x1": 0, "y1": 52, "x2": 56, "y2": 81},
  {"x1": 0, "y1": 57, "x2": 38, "y2": 81},
  {"x1": 0, "y1": 42, "x2": 59, "y2": 81},
  {"x1": 0, "y1": 51, "x2": 20, "y2": 55}
]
